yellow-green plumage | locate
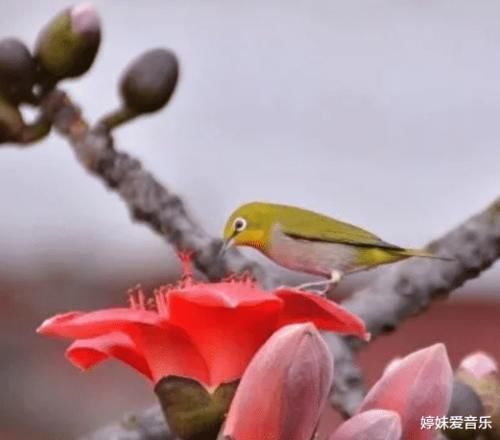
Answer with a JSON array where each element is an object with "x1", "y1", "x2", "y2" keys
[{"x1": 223, "y1": 202, "x2": 445, "y2": 286}]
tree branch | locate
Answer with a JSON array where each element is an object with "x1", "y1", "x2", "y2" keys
[
  {"x1": 79, "y1": 407, "x2": 173, "y2": 440},
  {"x1": 36, "y1": 88, "x2": 275, "y2": 440},
  {"x1": 39, "y1": 89, "x2": 277, "y2": 288},
  {"x1": 79, "y1": 198, "x2": 500, "y2": 439},
  {"x1": 330, "y1": 197, "x2": 500, "y2": 415},
  {"x1": 35, "y1": 90, "x2": 500, "y2": 438}
]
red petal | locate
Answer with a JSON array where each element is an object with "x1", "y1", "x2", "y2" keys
[
  {"x1": 67, "y1": 323, "x2": 208, "y2": 384},
  {"x1": 167, "y1": 287, "x2": 282, "y2": 387},
  {"x1": 358, "y1": 343, "x2": 453, "y2": 440},
  {"x1": 39, "y1": 309, "x2": 209, "y2": 385},
  {"x1": 275, "y1": 289, "x2": 369, "y2": 340},
  {"x1": 66, "y1": 331, "x2": 153, "y2": 380},
  {"x1": 170, "y1": 281, "x2": 282, "y2": 308},
  {"x1": 37, "y1": 309, "x2": 161, "y2": 338},
  {"x1": 129, "y1": 323, "x2": 209, "y2": 384},
  {"x1": 330, "y1": 410, "x2": 402, "y2": 440},
  {"x1": 224, "y1": 323, "x2": 333, "y2": 440}
]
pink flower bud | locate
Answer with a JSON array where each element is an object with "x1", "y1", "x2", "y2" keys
[
  {"x1": 224, "y1": 323, "x2": 333, "y2": 440},
  {"x1": 382, "y1": 357, "x2": 402, "y2": 376},
  {"x1": 459, "y1": 351, "x2": 498, "y2": 379},
  {"x1": 358, "y1": 343, "x2": 453, "y2": 440}
]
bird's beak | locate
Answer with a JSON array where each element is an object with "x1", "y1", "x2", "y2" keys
[{"x1": 219, "y1": 237, "x2": 234, "y2": 258}]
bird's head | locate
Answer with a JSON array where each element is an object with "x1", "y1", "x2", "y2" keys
[{"x1": 222, "y1": 202, "x2": 276, "y2": 253}]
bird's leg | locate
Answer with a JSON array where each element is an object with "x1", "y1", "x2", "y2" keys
[{"x1": 293, "y1": 270, "x2": 343, "y2": 294}]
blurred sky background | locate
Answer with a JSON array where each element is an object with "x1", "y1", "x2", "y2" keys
[{"x1": 0, "y1": 0, "x2": 499, "y2": 438}]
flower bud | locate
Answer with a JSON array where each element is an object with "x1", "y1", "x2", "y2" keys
[
  {"x1": 358, "y1": 343, "x2": 453, "y2": 440},
  {"x1": 35, "y1": 3, "x2": 100, "y2": 81},
  {"x1": 120, "y1": 48, "x2": 178, "y2": 114},
  {"x1": 459, "y1": 351, "x2": 498, "y2": 380},
  {"x1": 223, "y1": 323, "x2": 334, "y2": 440},
  {"x1": 0, "y1": 38, "x2": 36, "y2": 103},
  {"x1": 457, "y1": 352, "x2": 500, "y2": 439},
  {"x1": 382, "y1": 356, "x2": 402, "y2": 376}
]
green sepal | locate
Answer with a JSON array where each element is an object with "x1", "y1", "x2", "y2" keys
[{"x1": 155, "y1": 376, "x2": 238, "y2": 440}]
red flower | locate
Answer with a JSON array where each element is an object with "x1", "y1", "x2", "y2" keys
[{"x1": 38, "y1": 254, "x2": 367, "y2": 388}]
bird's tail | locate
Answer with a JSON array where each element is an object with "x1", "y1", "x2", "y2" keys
[{"x1": 399, "y1": 248, "x2": 455, "y2": 262}]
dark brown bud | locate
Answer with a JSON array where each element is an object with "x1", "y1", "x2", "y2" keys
[
  {"x1": 120, "y1": 48, "x2": 178, "y2": 114},
  {"x1": 443, "y1": 379, "x2": 484, "y2": 440},
  {"x1": 35, "y1": 3, "x2": 101, "y2": 81},
  {"x1": 0, "y1": 38, "x2": 36, "y2": 104}
]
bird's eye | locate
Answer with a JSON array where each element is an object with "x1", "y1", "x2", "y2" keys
[{"x1": 233, "y1": 217, "x2": 247, "y2": 232}]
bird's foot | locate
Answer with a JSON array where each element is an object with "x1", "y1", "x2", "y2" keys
[
  {"x1": 311, "y1": 286, "x2": 329, "y2": 297},
  {"x1": 296, "y1": 284, "x2": 332, "y2": 297},
  {"x1": 275, "y1": 284, "x2": 328, "y2": 297},
  {"x1": 289, "y1": 271, "x2": 343, "y2": 296}
]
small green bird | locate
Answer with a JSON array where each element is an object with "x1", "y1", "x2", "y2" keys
[{"x1": 222, "y1": 201, "x2": 449, "y2": 291}]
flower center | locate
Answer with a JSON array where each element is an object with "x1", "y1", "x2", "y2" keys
[{"x1": 126, "y1": 250, "x2": 257, "y2": 317}]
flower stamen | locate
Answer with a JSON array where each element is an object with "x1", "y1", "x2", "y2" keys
[
  {"x1": 127, "y1": 285, "x2": 146, "y2": 310},
  {"x1": 154, "y1": 287, "x2": 168, "y2": 317},
  {"x1": 177, "y1": 250, "x2": 194, "y2": 286}
]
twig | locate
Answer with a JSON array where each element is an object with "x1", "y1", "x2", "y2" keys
[
  {"x1": 330, "y1": 197, "x2": 500, "y2": 415},
  {"x1": 39, "y1": 89, "x2": 276, "y2": 287},
  {"x1": 79, "y1": 406, "x2": 174, "y2": 440}
]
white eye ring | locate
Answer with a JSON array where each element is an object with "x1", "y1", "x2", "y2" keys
[{"x1": 233, "y1": 217, "x2": 247, "y2": 232}]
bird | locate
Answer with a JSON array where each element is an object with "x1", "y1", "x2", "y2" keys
[{"x1": 221, "y1": 201, "x2": 451, "y2": 292}]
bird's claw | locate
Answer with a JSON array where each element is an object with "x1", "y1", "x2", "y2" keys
[{"x1": 275, "y1": 284, "x2": 328, "y2": 297}]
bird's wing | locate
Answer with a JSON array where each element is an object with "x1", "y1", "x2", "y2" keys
[{"x1": 280, "y1": 213, "x2": 403, "y2": 250}]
